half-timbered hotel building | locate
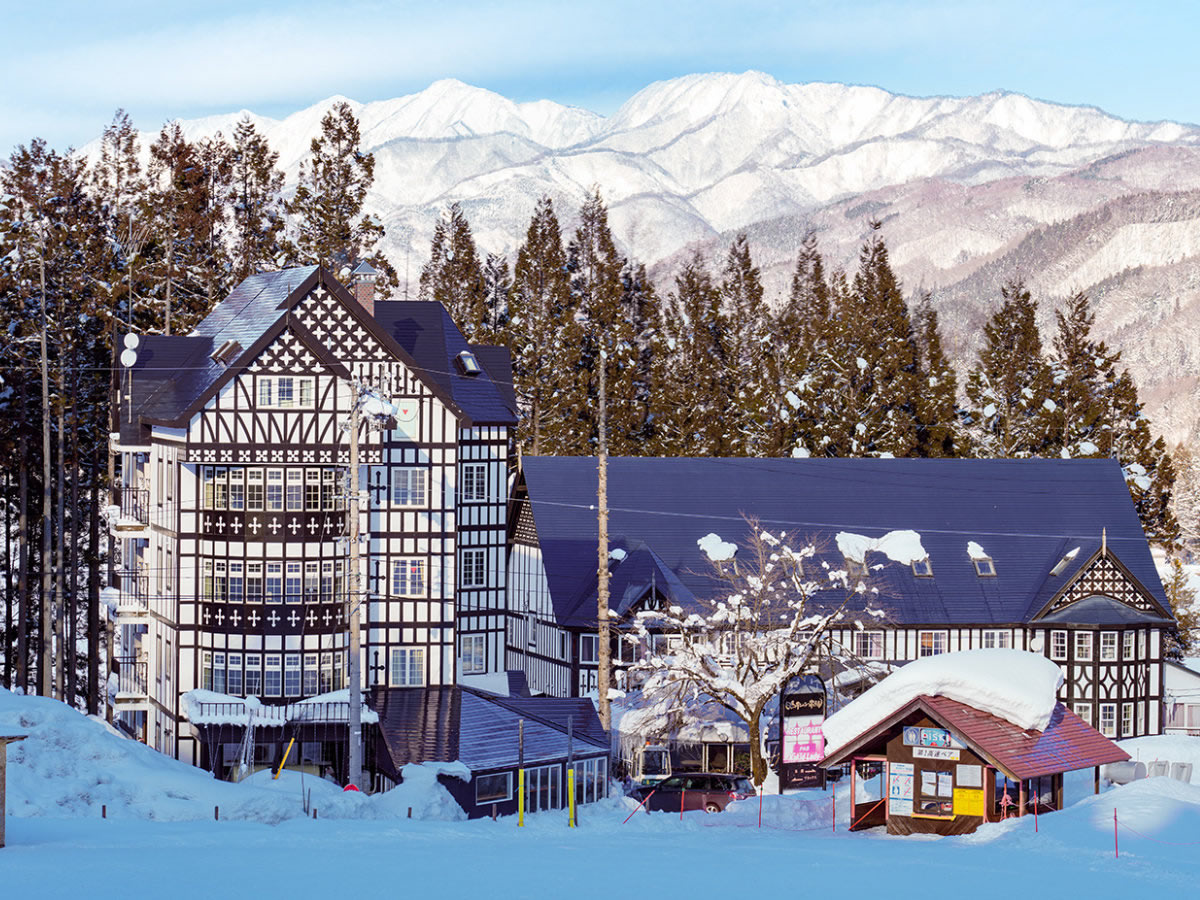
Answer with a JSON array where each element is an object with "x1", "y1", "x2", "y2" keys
[
  {"x1": 108, "y1": 265, "x2": 517, "y2": 771},
  {"x1": 507, "y1": 456, "x2": 1175, "y2": 744}
]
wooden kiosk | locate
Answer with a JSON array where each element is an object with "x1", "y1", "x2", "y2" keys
[
  {"x1": 820, "y1": 695, "x2": 1128, "y2": 836},
  {"x1": 1, "y1": 733, "x2": 27, "y2": 849}
]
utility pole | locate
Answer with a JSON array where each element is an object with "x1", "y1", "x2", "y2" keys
[
  {"x1": 597, "y1": 348, "x2": 611, "y2": 732},
  {"x1": 38, "y1": 249, "x2": 53, "y2": 698},
  {"x1": 347, "y1": 385, "x2": 363, "y2": 789}
]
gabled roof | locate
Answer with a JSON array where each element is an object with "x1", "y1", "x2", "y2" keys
[
  {"x1": 115, "y1": 267, "x2": 516, "y2": 438},
  {"x1": 559, "y1": 538, "x2": 699, "y2": 628},
  {"x1": 519, "y1": 457, "x2": 1166, "y2": 629},
  {"x1": 821, "y1": 694, "x2": 1129, "y2": 781}
]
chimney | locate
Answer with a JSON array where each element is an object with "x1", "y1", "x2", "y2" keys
[{"x1": 349, "y1": 260, "x2": 380, "y2": 317}]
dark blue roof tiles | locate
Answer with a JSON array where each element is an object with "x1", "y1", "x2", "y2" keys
[
  {"x1": 457, "y1": 691, "x2": 606, "y2": 770},
  {"x1": 520, "y1": 456, "x2": 1164, "y2": 628},
  {"x1": 192, "y1": 266, "x2": 318, "y2": 346},
  {"x1": 373, "y1": 302, "x2": 516, "y2": 425}
]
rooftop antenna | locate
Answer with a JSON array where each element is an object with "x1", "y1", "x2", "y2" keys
[{"x1": 1102, "y1": 527, "x2": 1107, "y2": 557}]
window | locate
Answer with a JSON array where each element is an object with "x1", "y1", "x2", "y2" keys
[
  {"x1": 319, "y1": 652, "x2": 333, "y2": 694},
  {"x1": 264, "y1": 655, "x2": 282, "y2": 697},
  {"x1": 285, "y1": 562, "x2": 303, "y2": 603},
  {"x1": 845, "y1": 558, "x2": 867, "y2": 577},
  {"x1": 244, "y1": 654, "x2": 261, "y2": 697},
  {"x1": 247, "y1": 563, "x2": 263, "y2": 603},
  {"x1": 213, "y1": 467, "x2": 228, "y2": 509},
  {"x1": 266, "y1": 469, "x2": 284, "y2": 511},
  {"x1": 391, "y1": 559, "x2": 426, "y2": 597},
  {"x1": 475, "y1": 772, "x2": 512, "y2": 805},
  {"x1": 1123, "y1": 631, "x2": 1135, "y2": 660},
  {"x1": 390, "y1": 647, "x2": 425, "y2": 686},
  {"x1": 981, "y1": 630, "x2": 1011, "y2": 650},
  {"x1": 1073, "y1": 703, "x2": 1092, "y2": 726},
  {"x1": 258, "y1": 376, "x2": 314, "y2": 409},
  {"x1": 1100, "y1": 632, "x2": 1118, "y2": 662},
  {"x1": 229, "y1": 562, "x2": 244, "y2": 604},
  {"x1": 462, "y1": 549, "x2": 487, "y2": 588},
  {"x1": 461, "y1": 634, "x2": 486, "y2": 674},
  {"x1": 202, "y1": 560, "x2": 214, "y2": 601},
  {"x1": 303, "y1": 653, "x2": 318, "y2": 696},
  {"x1": 911, "y1": 558, "x2": 933, "y2": 577},
  {"x1": 202, "y1": 466, "x2": 215, "y2": 509},
  {"x1": 1137, "y1": 703, "x2": 1145, "y2": 736},
  {"x1": 391, "y1": 468, "x2": 427, "y2": 507},
  {"x1": 213, "y1": 652, "x2": 226, "y2": 694},
  {"x1": 524, "y1": 763, "x2": 562, "y2": 813},
  {"x1": 1099, "y1": 703, "x2": 1117, "y2": 738},
  {"x1": 227, "y1": 653, "x2": 243, "y2": 696},
  {"x1": 321, "y1": 562, "x2": 334, "y2": 603},
  {"x1": 580, "y1": 634, "x2": 599, "y2": 663},
  {"x1": 974, "y1": 557, "x2": 996, "y2": 576},
  {"x1": 304, "y1": 562, "x2": 320, "y2": 602},
  {"x1": 573, "y1": 757, "x2": 608, "y2": 805},
  {"x1": 1050, "y1": 631, "x2": 1068, "y2": 660},
  {"x1": 918, "y1": 631, "x2": 947, "y2": 657},
  {"x1": 213, "y1": 562, "x2": 227, "y2": 602},
  {"x1": 1121, "y1": 702, "x2": 1134, "y2": 737},
  {"x1": 229, "y1": 469, "x2": 245, "y2": 511},
  {"x1": 322, "y1": 469, "x2": 339, "y2": 511},
  {"x1": 461, "y1": 463, "x2": 487, "y2": 503},
  {"x1": 266, "y1": 563, "x2": 283, "y2": 604},
  {"x1": 305, "y1": 469, "x2": 322, "y2": 511},
  {"x1": 201, "y1": 651, "x2": 213, "y2": 691},
  {"x1": 286, "y1": 470, "x2": 304, "y2": 511},
  {"x1": 247, "y1": 469, "x2": 264, "y2": 510},
  {"x1": 1075, "y1": 631, "x2": 1093, "y2": 662},
  {"x1": 284, "y1": 653, "x2": 301, "y2": 696},
  {"x1": 854, "y1": 631, "x2": 884, "y2": 660}
]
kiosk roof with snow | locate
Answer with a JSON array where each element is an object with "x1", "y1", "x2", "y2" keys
[{"x1": 819, "y1": 650, "x2": 1129, "y2": 836}]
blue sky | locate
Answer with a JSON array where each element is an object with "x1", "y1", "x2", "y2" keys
[{"x1": 1, "y1": 0, "x2": 1195, "y2": 152}]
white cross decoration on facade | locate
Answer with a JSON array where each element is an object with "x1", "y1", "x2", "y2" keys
[
  {"x1": 322, "y1": 609, "x2": 333, "y2": 626},
  {"x1": 215, "y1": 519, "x2": 226, "y2": 534},
  {"x1": 288, "y1": 518, "x2": 301, "y2": 535},
  {"x1": 203, "y1": 519, "x2": 213, "y2": 534},
  {"x1": 268, "y1": 518, "x2": 281, "y2": 535},
  {"x1": 267, "y1": 610, "x2": 280, "y2": 627},
  {"x1": 230, "y1": 609, "x2": 241, "y2": 627},
  {"x1": 230, "y1": 520, "x2": 242, "y2": 534},
  {"x1": 202, "y1": 608, "x2": 211, "y2": 625},
  {"x1": 307, "y1": 519, "x2": 320, "y2": 535},
  {"x1": 248, "y1": 610, "x2": 261, "y2": 627},
  {"x1": 287, "y1": 610, "x2": 300, "y2": 628},
  {"x1": 248, "y1": 519, "x2": 261, "y2": 535},
  {"x1": 215, "y1": 609, "x2": 225, "y2": 625},
  {"x1": 306, "y1": 609, "x2": 317, "y2": 627}
]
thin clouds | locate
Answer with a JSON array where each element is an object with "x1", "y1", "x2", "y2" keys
[{"x1": 1, "y1": 0, "x2": 1197, "y2": 152}]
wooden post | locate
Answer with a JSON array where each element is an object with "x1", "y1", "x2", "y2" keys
[
  {"x1": 518, "y1": 718, "x2": 525, "y2": 827},
  {"x1": 1094, "y1": 765, "x2": 1101, "y2": 795},
  {"x1": 596, "y1": 349, "x2": 612, "y2": 733},
  {"x1": 347, "y1": 390, "x2": 363, "y2": 791},
  {"x1": 1, "y1": 740, "x2": 7, "y2": 849},
  {"x1": 1018, "y1": 780, "x2": 1027, "y2": 817}
]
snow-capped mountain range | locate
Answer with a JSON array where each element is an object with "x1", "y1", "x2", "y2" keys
[{"x1": 85, "y1": 72, "x2": 1200, "y2": 445}]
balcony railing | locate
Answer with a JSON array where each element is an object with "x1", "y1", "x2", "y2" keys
[
  {"x1": 115, "y1": 569, "x2": 149, "y2": 612},
  {"x1": 114, "y1": 487, "x2": 150, "y2": 527},
  {"x1": 114, "y1": 656, "x2": 147, "y2": 697}
]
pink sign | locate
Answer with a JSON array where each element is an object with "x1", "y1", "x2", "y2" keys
[{"x1": 782, "y1": 720, "x2": 824, "y2": 763}]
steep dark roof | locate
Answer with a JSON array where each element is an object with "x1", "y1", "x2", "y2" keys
[
  {"x1": 372, "y1": 302, "x2": 516, "y2": 425},
  {"x1": 370, "y1": 686, "x2": 606, "y2": 774},
  {"x1": 116, "y1": 267, "x2": 517, "y2": 436},
  {"x1": 519, "y1": 457, "x2": 1167, "y2": 629}
]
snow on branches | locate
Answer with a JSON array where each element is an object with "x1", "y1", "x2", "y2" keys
[{"x1": 622, "y1": 518, "x2": 890, "y2": 785}]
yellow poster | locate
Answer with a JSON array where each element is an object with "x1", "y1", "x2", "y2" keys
[{"x1": 954, "y1": 788, "x2": 984, "y2": 817}]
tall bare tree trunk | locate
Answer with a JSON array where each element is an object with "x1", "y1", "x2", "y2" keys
[
  {"x1": 16, "y1": 448, "x2": 29, "y2": 692},
  {"x1": 596, "y1": 352, "x2": 611, "y2": 732},
  {"x1": 88, "y1": 445, "x2": 101, "y2": 716},
  {"x1": 4, "y1": 467, "x2": 12, "y2": 690},
  {"x1": 39, "y1": 253, "x2": 53, "y2": 697},
  {"x1": 55, "y1": 402, "x2": 67, "y2": 702},
  {"x1": 67, "y1": 398, "x2": 80, "y2": 706}
]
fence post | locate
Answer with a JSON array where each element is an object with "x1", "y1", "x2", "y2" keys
[
  {"x1": 1114, "y1": 808, "x2": 1118, "y2": 859},
  {"x1": 214, "y1": 805, "x2": 219, "y2": 821},
  {"x1": 680, "y1": 789, "x2": 685, "y2": 821}
]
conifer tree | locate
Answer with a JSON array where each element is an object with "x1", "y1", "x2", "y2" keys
[
  {"x1": 620, "y1": 260, "x2": 660, "y2": 451},
  {"x1": 285, "y1": 101, "x2": 396, "y2": 291},
  {"x1": 719, "y1": 234, "x2": 769, "y2": 455},
  {"x1": 1163, "y1": 555, "x2": 1199, "y2": 658},
  {"x1": 480, "y1": 252, "x2": 512, "y2": 342},
  {"x1": 91, "y1": 110, "x2": 151, "y2": 329},
  {"x1": 650, "y1": 251, "x2": 730, "y2": 456},
  {"x1": 419, "y1": 203, "x2": 486, "y2": 338},
  {"x1": 912, "y1": 293, "x2": 965, "y2": 457},
  {"x1": 965, "y1": 279, "x2": 1055, "y2": 457},
  {"x1": 228, "y1": 117, "x2": 286, "y2": 282},
  {"x1": 567, "y1": 189, "x2": 641, "y2": 455},
  {"x1": 507, "y1": 197, "x2": 580, "y2": 455}
]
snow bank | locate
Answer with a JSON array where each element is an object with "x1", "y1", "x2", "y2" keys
[
  {"x1": 823, "y1": 650, "x2": 1064, "y2": 752},
  {"x1": 0, "y1": 688, "x2": 458, "y2": 823},
  {"x1": 836, "y1": 529, "x2": 927, "y2": 565}
]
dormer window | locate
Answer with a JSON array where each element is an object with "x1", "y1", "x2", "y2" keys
[
  {"x1": 455, "y1": 350, "x2": 482, "y2": 377},
  {"x1": 845, "y1": 558, "x2": 867, "y2": 577},
  {"x1": 974, "y1": 557, "x2": 996, "y2": 577},
  {"x1": 912, "y1": 558, "x2": 933, "y2": 577}
]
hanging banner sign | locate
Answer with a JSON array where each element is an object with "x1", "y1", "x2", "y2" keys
[{"x1": 902, "y1": 726, "x2": 965, "y2": 749}]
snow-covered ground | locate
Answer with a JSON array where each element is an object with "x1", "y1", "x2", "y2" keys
[{"x1": 5, "y1": 687, "x2": 1200, "y2": 898}]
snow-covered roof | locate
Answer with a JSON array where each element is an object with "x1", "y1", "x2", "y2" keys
[
  {"x1": 822, "y1": 649, "x2": 1064, "y2": 753},
  {"x1": 183, "y1": 689, "x2": 379, "y2": 726}
]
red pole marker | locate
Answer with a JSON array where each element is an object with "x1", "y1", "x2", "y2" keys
[
  {"x1": 832, "y1": 787, "x2": 836, "y2": 833},
  {"x1": 680, "y1": 789, "x2": 685, "y2": 821},
  {"x1": 1114, "y1": 808, "x2": 1119, "y2": 859},
  {"x1": 1034, "y1": 792, "x2": 1038, "y2": 833},
  {"x1": 621, "y1": 789, "x2": 657, "y2": 825},
  {"x1": 758, "y1": 790, "x2": 763, "y2": 829}
]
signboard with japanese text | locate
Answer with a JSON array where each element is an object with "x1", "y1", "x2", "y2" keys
[
  {"x1": 888, "y1": 762, "x2": 914, "y2": 817},
  {"x1": 780, "y1": 684, "x2": 826, "y2": 789}
]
